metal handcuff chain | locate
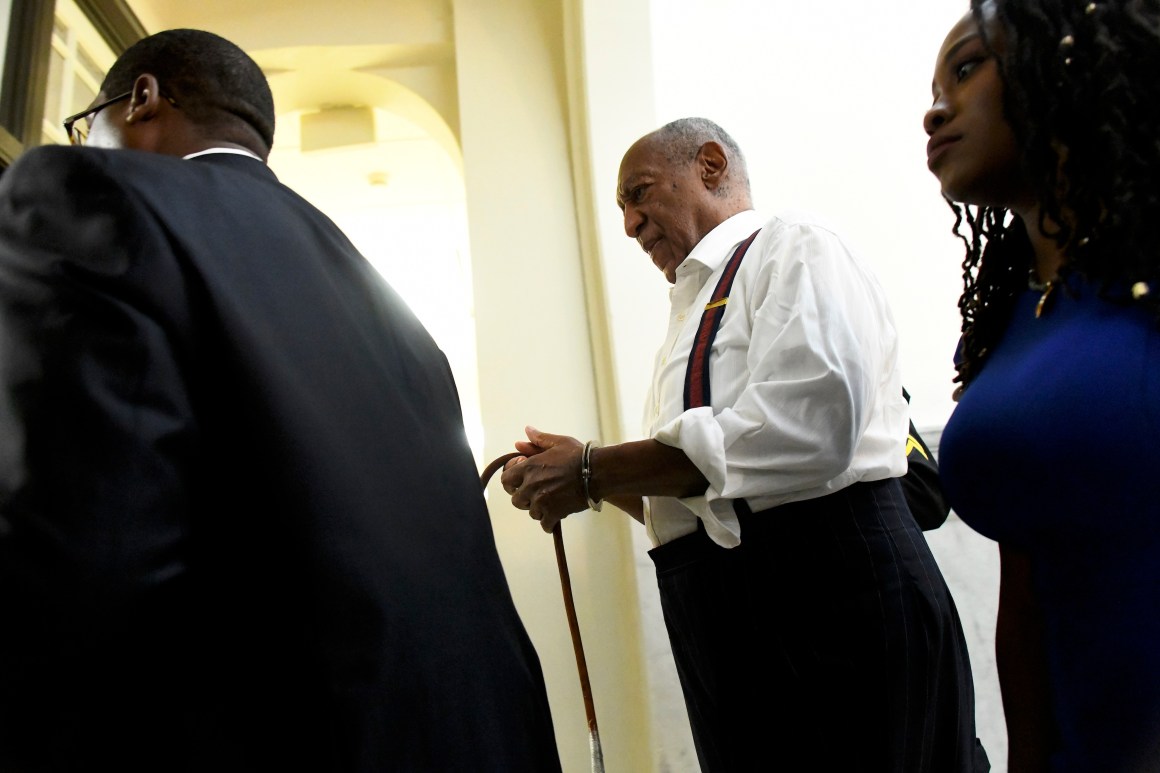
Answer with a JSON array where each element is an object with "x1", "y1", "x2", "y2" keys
[{"x1": 479, "y1": 452, "x2": 604, "y2": 773}]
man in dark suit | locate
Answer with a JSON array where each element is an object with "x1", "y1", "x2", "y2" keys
[{"x1": 0, "y1": 29, "x2": 560, "y2": 772}]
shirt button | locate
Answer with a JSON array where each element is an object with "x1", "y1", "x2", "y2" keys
[
  {"x1": 677, "y1": 312, "x2": 687, "y2": 321},
  {"x1": 661, "y1": 356, "x2": 667, "y2": 366}
]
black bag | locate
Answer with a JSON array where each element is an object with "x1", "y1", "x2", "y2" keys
[{"x1": 900, "y1": 388, "x2": 949, "y2": 531}]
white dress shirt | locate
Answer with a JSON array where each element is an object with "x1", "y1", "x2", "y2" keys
[{"x1": 643, "y1": 209, "x2": 909, "y2": 548}]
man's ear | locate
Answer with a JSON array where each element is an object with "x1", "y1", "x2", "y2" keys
[
  {"x1": 697, "y1": 141, "x2": 728, "y2": 192},
  {"x1": 124, "y1": 73, "x2": 163, "y2": 125}
]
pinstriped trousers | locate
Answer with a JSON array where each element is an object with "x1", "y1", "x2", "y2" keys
[{"x1": 649, "y1": 478, "x2": 989, "y2": 772}]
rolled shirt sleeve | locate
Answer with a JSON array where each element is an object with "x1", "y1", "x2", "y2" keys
[{"x1": 645, "y1": 210, "x2": 908, "y2": 548}]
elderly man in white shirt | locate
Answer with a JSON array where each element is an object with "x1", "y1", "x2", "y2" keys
[{"x1": 502, "y1": 118, "x2": 988, "y2": 773}]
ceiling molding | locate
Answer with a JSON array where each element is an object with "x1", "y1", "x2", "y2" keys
[{"x1": 76, "y1": 0, "x2": 148, "y2": 52}]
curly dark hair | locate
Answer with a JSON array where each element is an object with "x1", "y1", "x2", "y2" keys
[
  {"x1": 949, "y1": 0, "x2": 1160, "y2": 390},
  {"x1": 102, "y1": 29, "x2": 275, "y2": 154}
]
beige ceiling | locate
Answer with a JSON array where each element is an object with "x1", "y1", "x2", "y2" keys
[
  {"x1": 124, "y1": 0, "x2": 453, "y2": 50},
  {"x1": 121, "y1": 0, "x2": 464, "y2": 213}
]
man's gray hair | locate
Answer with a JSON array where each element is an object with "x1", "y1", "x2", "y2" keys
[{"x1": 653, "y1": 117, "x2": 751, "y2": 195}]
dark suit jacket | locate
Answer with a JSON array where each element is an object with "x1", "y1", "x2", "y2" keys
[{"x1": 0, "y1": 147, "x2": 560, "y2": 772}]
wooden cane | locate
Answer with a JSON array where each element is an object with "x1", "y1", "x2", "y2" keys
[{"x1": 479, "y1": 452, "x2": 604, "y2": 773}]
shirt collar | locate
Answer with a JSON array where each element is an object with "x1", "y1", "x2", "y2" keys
[
  {"x1": 675, "y1": 209, "x2": 765, "y2": 279},
  {"x1": 183, "y1": 147, "x2": 264, "y2": 162}
]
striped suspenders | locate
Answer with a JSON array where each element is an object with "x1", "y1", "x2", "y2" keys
[{"x1": 683, "y1": 229, "x2": 762, "y2": 410}]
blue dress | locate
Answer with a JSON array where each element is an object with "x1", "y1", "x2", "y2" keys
[{"x1": 940, "y1": 277, "x2": 1160, "y2": 772}]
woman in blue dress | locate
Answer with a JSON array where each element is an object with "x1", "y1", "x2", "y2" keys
[{"x1": 924, "y1": 1, "x2": 1160, "y2": 770}]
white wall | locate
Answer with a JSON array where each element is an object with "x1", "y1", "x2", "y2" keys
[
  {"x1": 612, "y1": 0, "x2": 974, "y2": 434},
  {"x1": 647, "y1": 1, "x2": 1008, "y2": 766},
  {"x1": 585, "y1": 1, "x2": 1007, "y2": 769}
]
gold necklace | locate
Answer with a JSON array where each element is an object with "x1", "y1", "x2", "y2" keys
[{"x1": 1028, "y1": 270, "x2": 1057, "y2": 318}]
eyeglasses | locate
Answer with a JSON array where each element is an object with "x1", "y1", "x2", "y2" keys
[
  {"x1": 61, "y1": 91, "x2": 179, "y2": 146},
  {"x1": 62, "y1": 92, "x2": 131, "y2": 146}
]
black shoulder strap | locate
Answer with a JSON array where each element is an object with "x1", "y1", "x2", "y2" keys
[{"x1": 900, "y1": 388, "x2": 950, "y2": 530}]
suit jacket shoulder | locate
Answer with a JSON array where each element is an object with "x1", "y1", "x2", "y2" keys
[{"x1": 0, "y1": 146, "x2": 147, "y2": 277}]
